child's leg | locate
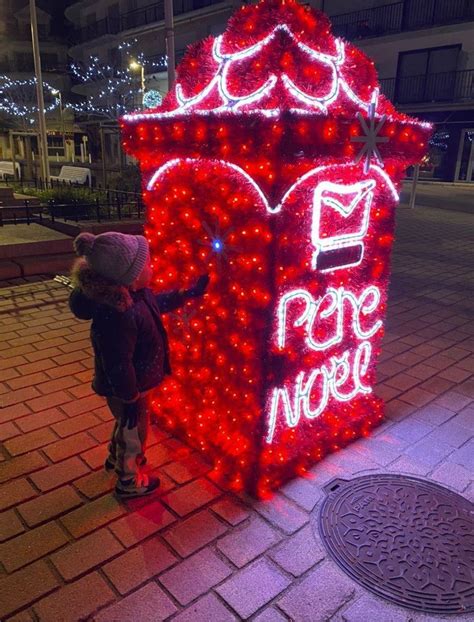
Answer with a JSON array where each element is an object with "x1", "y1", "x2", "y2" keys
[
  {"x1": 137, "y1": 399, "x2": 150, "y2": 463},
  {"x1": 106, "y1": 397, "x2": 142, "y2": 482},
  {"x1": 105, "y1": 398, "x2": 120, "y2": 469}
]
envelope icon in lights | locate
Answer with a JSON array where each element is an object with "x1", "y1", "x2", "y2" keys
[{"x1": 312, "y1": 179, "x2": 376, "y2": 272}]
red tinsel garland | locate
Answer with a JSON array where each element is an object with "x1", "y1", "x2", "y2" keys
[{"x1": 121, "y1": 0, "x2": 430, "y2": 497}]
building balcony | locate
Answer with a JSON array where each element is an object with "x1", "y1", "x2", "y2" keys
[
  {"x1": 74, "y1": 0, "x2": 227, "y2": 44},
  {"x1": 331, "y1": 0, "x2": 474, "y2": 41},
  {"x1": 380, "y1": 69, "x2": 474, "y2": 106}
]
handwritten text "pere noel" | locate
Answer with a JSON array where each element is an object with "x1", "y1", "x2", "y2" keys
[{"x1": 266, "y1": 285, "x2": 383, "y2": 443}]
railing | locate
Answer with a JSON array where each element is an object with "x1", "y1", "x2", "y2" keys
[
  {"x1": 75, "y1": 0, "x2": 226, "y2": 44},
  {"x1": 331, "y1": 0, "x2": 474, "y2": 40},
  {"x1": 380, "y1": 69, "x2": 474, "y2": 104},
  {"x1": 0, "y1": 190, "x2": 144, "y2": 227}
]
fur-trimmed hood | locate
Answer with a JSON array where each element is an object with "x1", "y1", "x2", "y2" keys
[{"x1": 70, "y1": 258, "x2": 133, "y2": 313}]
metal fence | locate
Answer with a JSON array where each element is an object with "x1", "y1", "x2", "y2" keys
[
  {"x1": 380, "y1": 69, "x2": 474, "y2": 104},
  {"x1": 331, "y1": 0, "x2": 474, "y2": 40},
  {"x1": 0, "y1": 189, "x2": 144, "y2": 227}
]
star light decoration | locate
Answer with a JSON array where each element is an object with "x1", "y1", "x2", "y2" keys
[
  {"x1": 351, "y1": 90, "x2": 389, "y2": 173},
  {"x1": 121, "y1": 0, "x2": 431, "y2": 497}
]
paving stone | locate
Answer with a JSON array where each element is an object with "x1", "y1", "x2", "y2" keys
[
  {"x1": 51, "y1": 528, "x2": 123, "y2": 581},
  {"x1": 405, "y1": 437, "x2": 454, "y2": 468},
  {"x1": 341, "y1": 594, "x2": 409, "y2": 622},
  {"x1": 173, "y1": 593, "x2": 237, "y2": 622},
  {"x1": 401, "y1": 387, "x2": 436, "y2": 407},
  {"x1": 15, "y1": 407, "x2": 66, "y2": 433},
  {"x1": 389, "y1": 418, "x2": 434, "y2": 444},
  {"x1": 30, "y1": 456, "x2": 90, "y2": 492},
  {"x1": 211, "y1": 496, "x2": 251, "y2": 526},
  {"x1": 0, "y1": 509, "x2": 25, "y2": 542},
  {"x1": 0, "y1": 478, "x2": 37, "y2": 511},
  {"x1": 81, "y1": 444, "x2": 109, "y2": 470},
  {"x1": 61, "y1": 494, "x2": 126, "y2": 538},
  {"x1": 26, "y1": 390, "x2": 73, "y2": 413},
  {"x1": 88, "y1": 420, "x2": 114, "y2": 443},
  {"x1": 281, "y1": 476, "x2": 323, "y2": 512},
  {"x1": 110, "y1": 501, "x2": 176, "y2": 547},
  {"x1": 4, "y1": 427, "x2": 58, "y2": 456},
  {"x1": 45, "y1": 361, "x2": 85, "y2": 379},
  {"x1": 270, "y1": 525, "x2": 326, "y2": 577},
  {"x1": 455, "y1": 377, "x2": 474, "y2": 398},
  {"x1": 386, "y1": 455, "x2": 431, "y2": 477},
  {"x1": 425, "y1": 420, "x2": 472, "y2": 448},
  {"x1": 73, "y1": 469, "x2": 116, "y2": 499},
  {"x1": 0, "y1": 421, "x2": 20, "y2": 441},
  {"x1": 162, "y1": 477, "x2": 221, "y2": 516},
  {"x1": 278, "y1": 561, "x2": 355, "y2": 622},
  {"x1": 60, "y1": 394, "x2": 105, "y2": 418},
  {"x1": 217, "y1": 558, "x2": 290, "y2": 619},
  {"x1": 33, "y1": 573, "x2": 115, "y2": 622},
  {"x1": 434, "y1": 390, "x2": 472, "y2": 412},
  {"x1": 0, "y1": 451, "x2": 47, "y2": 485},
  {"x1": 162, "y1": 453, "x2": 212, "y2": 484},
  {"x1": 0, "y1": 560, "x2": 59, "y2": 619},
  {"x1": 0, "y1": 402, "x2": 31, "y2": 425},
  {"x1": 451, "y1": 407, "x2": 474, "y2": 431},
  {"x1": 253, "y1": 492, "x2": 308, "y2": 534},
  {"x1": 165, "y1": 508, "x2": 227, "y2": 557},
  {"x1": 217, "y1": 515, "x2": 280, "y2": 567},
  {"x1": 385, "y1": 373, "x2": 421, "y2": 391},
  {"x1": 447, "y1": 438, "x2": 474, "y2": 470},
  {"x1": 431, "y1": 461, "x2": 472, "y2": 492},
  {"x1": 0, "y1": 521, "x2": 69, "y2": 572},
  {"x1": 1, "y1": 386, "x2": 42, "y2": 408},
  {"x1": 103, "y1": 536, "x2": 177, "y2": 595},
  {"x1": 36, "y1": 376, "x2": 79, "y2": 395},
  {"x1": 6, "y1": 372, "x2": 50, "y2": 391},
  {"x1": 414, "y1": 404, "x2": 456, "y2": 426},
  {"x1": 43, "y1": 431, "x2": 97, "y2": 462},
  {"x1": 17, "y1": 486, "x2": 82, "y2": 527},
  {"x1": 161, "y1": 547, "x2": 232, "y2": 606},
  {"x1": 253, "y1": 607, "x2": 288, "y2": 622},
  {"x1": 94, "y1": 582, "x2": 178, "y2": 622},
  {"x1": 384, "y1": 399, "x2": 416, "y2": 422}
]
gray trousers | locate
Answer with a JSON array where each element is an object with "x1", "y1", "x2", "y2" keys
[{"x1": 106, "y1": 396, "x2": 149, "y2": 481}]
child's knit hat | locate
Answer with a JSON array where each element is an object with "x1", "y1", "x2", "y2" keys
[{"x1": 74, "y1": 231, "x2": 149, "y2": 286}]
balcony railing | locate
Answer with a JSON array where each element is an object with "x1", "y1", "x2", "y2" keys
[
  {"x1": 75, "y1": 0, "x2": 226, "y2": 44},
  {"x1": 380, "y1": 69, "x2": 474, "y2": 104},
  {"x1": 331, "y1": 0, "x2": 474, "y2": 40}
]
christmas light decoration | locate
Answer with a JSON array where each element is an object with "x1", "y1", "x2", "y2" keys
[
  {"x1": 68, "y1": 42, "x2": 166, "y2": 119},
  {"x1": 121, "y1": 0, "x2": 430, "y2": 497},
  {"x1": 143, "y1": 89, "x2": 163, "y2": 109},
  {"x1": 0, "y1": 76, "x2": 58, "y2": 125}
]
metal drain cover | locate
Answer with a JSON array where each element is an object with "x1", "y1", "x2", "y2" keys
[{"x1": 317, "y1": 474, "x2": 474, "y2": 615}]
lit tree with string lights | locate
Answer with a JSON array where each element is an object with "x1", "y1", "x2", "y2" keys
[
  {"x1": 68, "y1": 40, "x2": 166, "y2": 121},
  {"x1": 0, "y1": 76, "x2": 58, "y2": 129}
]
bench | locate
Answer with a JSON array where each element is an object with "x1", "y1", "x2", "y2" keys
[
  {"x1": 50, "y1": 166, "x2": 91, "y2": 187},
  {"x1": 0, "y1": 161, "x2": 21, "y2": 181}
]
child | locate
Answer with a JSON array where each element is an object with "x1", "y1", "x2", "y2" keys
[{"x1": 69, "y1": 231, "x2": 208, "y2": 498}]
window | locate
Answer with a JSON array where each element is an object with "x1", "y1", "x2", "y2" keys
[
  {"x1": 396, "y1": 45, "x2": 460, "y2": 103},
  {"x1": 42, "y1": 53, "x2": 58, "y2": 71}
]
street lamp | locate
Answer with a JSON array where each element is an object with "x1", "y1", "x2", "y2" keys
[
  {"x1": 129, "y1": 60, "x2": 145, "y2": 107},
  {"x1": 51, "y1": 88, "x2": 65, "y2": 159}
]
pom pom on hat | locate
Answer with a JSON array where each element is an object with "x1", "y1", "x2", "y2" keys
[{"x1": 74, "y1": 232, "x2": 95, "y2": 257}]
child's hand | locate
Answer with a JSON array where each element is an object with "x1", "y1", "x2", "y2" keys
[{"x1": 187, "y1": 274, "x2": 210, "y2": 298}]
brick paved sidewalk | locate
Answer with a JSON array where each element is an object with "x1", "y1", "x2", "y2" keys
[{"x1": 0, "y1": 206, "x2": 473, "y2": 622}]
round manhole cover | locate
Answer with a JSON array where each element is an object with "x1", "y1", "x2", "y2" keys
[{"x1": 317, "y1": 474, "x2": 474, "y2": 615}]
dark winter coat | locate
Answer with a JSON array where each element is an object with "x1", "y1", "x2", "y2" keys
[{"x1": 69, "y1": 259, "x2": 188, "y2": 402}]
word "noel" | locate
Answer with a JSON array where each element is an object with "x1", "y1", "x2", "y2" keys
[{"x1": 266, "y1": 285, "x2": 383, "y2": 443}]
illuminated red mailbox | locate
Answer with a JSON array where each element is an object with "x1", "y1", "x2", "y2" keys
[{"x1": 122, "y1": 0, "x2": 430, "y2": 497}]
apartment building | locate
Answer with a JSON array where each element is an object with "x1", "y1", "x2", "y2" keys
[
  {"x1": 320, "y1": 0, "x2": 474, "y2": 182},
  {"x1": 64, "y1": 0, "x2": 474, "y2": 182}
]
